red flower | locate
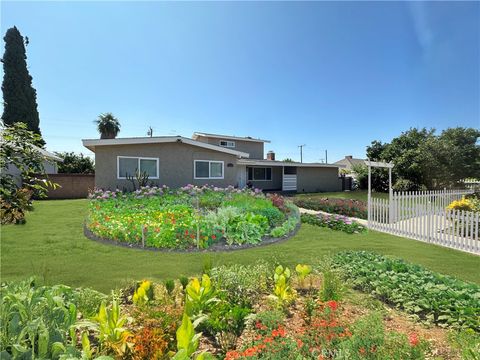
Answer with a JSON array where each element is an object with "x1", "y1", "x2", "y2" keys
[
  {"x1": 359, "y1": 347, "x2": 366, "y2": 355},
  {"x1": 326, "y1": 300, "x2": 338, "y2": 311},
  {"x1": 409, "y1": 333, "x2": 419, "y2": 347},
  {"x1": 212, "y1": 234, "x2": 216, "y2": 240}
]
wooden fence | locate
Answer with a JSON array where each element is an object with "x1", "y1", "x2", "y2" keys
[{"x1": 369, "y1": 189, "x2": 479, "y2": 255}]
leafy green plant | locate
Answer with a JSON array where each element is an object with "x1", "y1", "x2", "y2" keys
[
  {"x1": 225, "y1": 212, "x2": 269, "y2": 245},
  {"x1": 91, "y1": 300, "x2": 132, "y2": 357},
  {"x1": 185, "y1": 274, "x2": 218, "y2": 317},
  {"x1": 0, "y1": 279, "x2": 81, "y2": 359},
  {"x1": 0, "y1": 122, "x2": 58, "y2": 224},
  {"x1": 319, "y1": 269, "x2": 344, "y2": 301},
  {"x1": 210, "y1": 262, "x2": 271, "y2": 307},
  {"x1": 268, "y1": 265, "x2": 296, "y2": 310},
  {"x1": 132, "y1": 280, "x2": 154, "y2": 306},
  {"x1": 269, "y1": 202, "x2": 300, "y2": 238},
  {"x1": 333, "y1": 251, "x2": 480, "y2": 330},
  {"x1": 295, "y1": 264, "x2": 312, "y2": 287},
  {"x1": 179, "y1": 276, "x2": 189, "y2": 290},
  {"x1": 75, "y1": 287, "x2": 108, "y2": 318},
  {"x1": 172, "y1": 313, "x2": 214, "y2": 360},
  {"x1": 202, "y1": 301, "x2": 251, "y2": 353},
  {"x1": 164, "y1": 279, "x2": 175, "y2": 295},
  {"x1": 449, "y1": 329, "x2": 480, "y2": 360}
]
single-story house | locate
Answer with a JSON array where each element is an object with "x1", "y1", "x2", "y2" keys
[{"x1": 82, "y1": 132, "x2": 344, "y2": 193}]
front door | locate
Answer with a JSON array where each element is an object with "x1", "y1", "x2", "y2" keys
[{"x1": 237, "y1": 165, "x2": 247, "y2": 188}]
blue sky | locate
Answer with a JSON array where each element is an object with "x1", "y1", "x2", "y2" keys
[{"x1": 1, "y1": 1, "x2": 479, "y2": 162}]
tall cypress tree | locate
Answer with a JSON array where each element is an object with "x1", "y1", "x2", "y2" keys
[{"x1": 1, "y1": 26, "x2": 42, "y2": 139}]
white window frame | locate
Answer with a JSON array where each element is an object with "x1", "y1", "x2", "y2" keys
[
  {"x1": 117, "y1": 156, "x2": 159, "y2": 179},
  {"x1": 248, "y1": 167, "x2": 273, "y2": 181},
  {"x1": 194, "y1": 160, "x2": 224, "y2": 179},
  {"x1": 219, "y1": 140, "x2": 235, "y2": 148}
]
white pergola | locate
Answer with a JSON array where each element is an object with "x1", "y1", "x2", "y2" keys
[{"x1": 365, "y1": 160, "x2": 394, "y2": 226}]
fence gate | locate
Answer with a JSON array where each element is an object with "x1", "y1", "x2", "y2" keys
[{"x1": 368, "y1": 189, "x2": 479, "y2": 255}]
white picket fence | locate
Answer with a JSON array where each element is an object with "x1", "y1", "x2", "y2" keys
[{"x1": 369, "y1": 189, "x2": 479, "y2": 255}]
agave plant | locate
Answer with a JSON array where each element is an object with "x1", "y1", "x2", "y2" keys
[{"x1": 94, "y1": 113, "x2": 121, "y2": 139}]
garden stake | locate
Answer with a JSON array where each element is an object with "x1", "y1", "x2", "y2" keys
[{"x1": 142, "y1": 225, "x2": 146, "y2": 248}]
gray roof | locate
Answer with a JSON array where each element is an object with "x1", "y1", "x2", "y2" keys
[
  {"x1": 333, "y1": 156, "x2": 366, "y2": 168},
  {"x1": 192, "y1": 132, "x2": 270, "y2": 143}
]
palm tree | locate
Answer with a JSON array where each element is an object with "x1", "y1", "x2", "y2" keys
[{"x1": 94, "y1": 113, "x2": 121, "y2": 139}]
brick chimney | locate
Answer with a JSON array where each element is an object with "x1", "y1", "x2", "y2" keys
[{"x1": 267, "y1": 151, "x2": 275, "y2": 161}]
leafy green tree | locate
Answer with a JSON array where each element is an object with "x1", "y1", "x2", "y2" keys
[
  {"x1": 55, "y1": 152, "x2": 95, "y2": 174},
  {"x1": 365, "y1": 127, "x2": 480, "y2": 191},
  {"x1": 95, "y1": 113, "x2": 121, "y2": 139},
  {"x1": 282, "y1": 158, "x2": 294, "y2": 162},
  {"x1": 0, "y1": 122, "x2": 56, "y2": 224},
  {"x1": 1, "y1": 27, "x2": 42, "y2": 141}
]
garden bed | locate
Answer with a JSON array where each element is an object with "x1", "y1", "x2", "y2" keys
[
  {"x1": 2, "y1": 255, "x2": 478, "y2": 360},
  {"x1": 85, "y1": 185, "x2": 300, "y2": 251}
]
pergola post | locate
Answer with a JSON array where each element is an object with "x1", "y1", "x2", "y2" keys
[{"x1": 368, "y1": 164, "x2": 371, "y2": 227}]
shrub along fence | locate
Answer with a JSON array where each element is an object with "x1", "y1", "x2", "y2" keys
[
  {"x1": 44, "y1": 173, "x2": 95, "y2": 199},
  {"x1": 369, "y1": 189, "x2": 479, "y2": 255}
]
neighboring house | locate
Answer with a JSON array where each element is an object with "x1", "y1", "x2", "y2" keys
[
  {"x1": 82, "y1": 132, "x2": 344, "y2": 192},
  {"x1": 333, "y1": 155, "x2": 366, "y2": 173},
  {"x1": 3, "y1": 144, "x2": 62, "y2": 187}
]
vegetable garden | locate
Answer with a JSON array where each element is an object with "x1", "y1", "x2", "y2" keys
[{"x1": 86, "y1": 186, "x2": 299, "y2": 250}]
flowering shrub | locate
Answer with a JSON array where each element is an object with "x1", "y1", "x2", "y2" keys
[
  {"x1": 447, "y1": 196, "x2": 480, "y2": 213},
  {"x1": 293, "y1": 197, "x2": 368, "y2": 219},
  {"x1": 86, "y1": 186, "x2": 299, "y2": 249},
  {"x1": 301, "y1": 213, "x2": 366, "y2": 234}
]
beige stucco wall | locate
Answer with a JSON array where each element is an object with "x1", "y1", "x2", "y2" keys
[
  {"x1": 296, "y1": 167, "x2": 342, "y2": 193},
  {"x1": 248, "y1": 166, "x2": 282, "y2": 190},
  {"x1": 94, "y1": 142, "x2": 239, "y2": 190},
  {"x1": 195, "y1": 135, "x2": 264, "y2": 159}
]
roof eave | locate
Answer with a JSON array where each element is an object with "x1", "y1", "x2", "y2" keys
[{"x1": 81, "y1": 137, "x2": 250, "y2": 158}]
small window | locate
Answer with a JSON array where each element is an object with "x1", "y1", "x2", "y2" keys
[
  {"x1": 117, "y1": 156, "x2": 159, "y2": 179},
  {"x1": 219, "y1": 140, "x2": 235, "y2": 148},
  {"x1": 247, "y1": 167, "x2": 272, "y2": 181},
  {"x1": 194, "y1": 160, "x2": 224, "y2": 179}
]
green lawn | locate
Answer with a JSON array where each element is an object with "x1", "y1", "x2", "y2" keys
[
  {"x1": 1, "y1": 199, "x2": 479, "y2": 293},
  {"x1": 293, "y1": 190, "x2": 389, "y2": 202}
]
